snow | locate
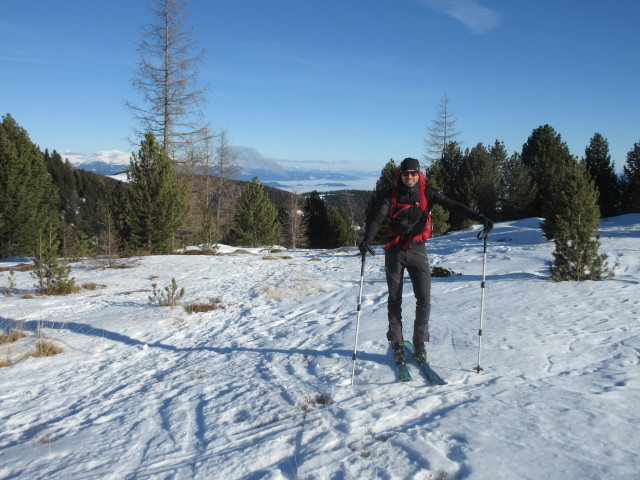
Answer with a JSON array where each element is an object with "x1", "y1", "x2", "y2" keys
[
  {"x1": 1, "y1": 216, "x2": 639, "y2": 479},
  {"x1": 61, "y1": 150, "x2": 131, "y2": 176}
]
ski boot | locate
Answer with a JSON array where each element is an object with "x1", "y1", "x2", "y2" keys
[
  {"x1": 414, "y1": 342, "x2": 427, "y2": 365},
  {"x1": 392, "y1": 343, "x2": 406, "y2": 364}
]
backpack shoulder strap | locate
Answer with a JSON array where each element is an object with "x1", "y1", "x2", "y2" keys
[
  {"x1": 418, "y1": 172, "x2": 428, "y2": 212},
  {"x1": 390, "y1": 169, "x2": 401, "y2": 208}
]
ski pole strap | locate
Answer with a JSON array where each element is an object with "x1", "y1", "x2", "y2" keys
[{"x1": 477, "y1": 229, "x2": 489, "y2": 241}]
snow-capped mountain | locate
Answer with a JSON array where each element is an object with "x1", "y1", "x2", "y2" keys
[
  {"x1": 62, "y1": 149, "x2": 379, "y2": 192},
  {"x1": 61, "y1": 150, "x2": 131, "y2": 176}
]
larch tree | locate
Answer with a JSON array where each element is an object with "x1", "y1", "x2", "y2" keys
[
  {"x1": 280, "y1": 188, "x2": 306, "y2": 249},
  {"x1": 126, "y1": 0, "x2": 208, "y2": 161},
  {"x1": 424, "y1": 92, "x2": 462, "y2": 165},
  {"x1": 211, "y1": 128, "x2": 241, "y2": 231}
]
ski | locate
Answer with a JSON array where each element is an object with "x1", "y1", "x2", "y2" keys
[
  {"x1": 396, "y1": 362, "x2": 412, "y2": 382},
  {"x1": 403, "y1": 341, "x2": 447, "y2": 385},
  {"x1": 388, "y1": 343, "x2": 412, "y2": 382}
]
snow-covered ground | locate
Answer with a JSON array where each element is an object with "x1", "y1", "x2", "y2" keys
[{"x1": 1, "y1": 216, "x2": 639, "y2": 479}]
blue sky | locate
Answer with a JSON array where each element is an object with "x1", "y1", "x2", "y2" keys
[{"x1": 2, "y1": 0, "x2": 639, "y2": 174}]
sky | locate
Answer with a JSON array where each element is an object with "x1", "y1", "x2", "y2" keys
[{"x1": 2, "y1": 0, "x2": 639, "y2": 174}]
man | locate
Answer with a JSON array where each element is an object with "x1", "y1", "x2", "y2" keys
[{"x1": 359, "y1": 157, "x2": 493, "y2": 365}]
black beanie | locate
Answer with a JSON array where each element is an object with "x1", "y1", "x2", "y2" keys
[{"x1": 400, "y1": 157, "x2": 420, "y2": 172}]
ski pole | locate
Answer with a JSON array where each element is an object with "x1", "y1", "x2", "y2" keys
[
  {"x1": 350, "y1": 244, "x2": 375, "y2": 386},
  {"x1": 474, "y1": 229, "x2": 488, "y2": 373}
]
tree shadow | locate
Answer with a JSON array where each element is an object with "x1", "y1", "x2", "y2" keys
[{"x1": 0, "y1": 317, "x2": 360, "y2": 360}]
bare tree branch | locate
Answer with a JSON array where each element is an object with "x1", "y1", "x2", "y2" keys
[{"x1": 126, "y1": 0, "x2": 208, "y2": 162}]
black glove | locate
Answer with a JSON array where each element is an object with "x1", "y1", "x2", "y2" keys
[
  {"x1": 359, "y1": 240, "x2": 373, "y2": 256},
  {"x1": 479, "y1": 214, "x2": 494, "y2": 234}
]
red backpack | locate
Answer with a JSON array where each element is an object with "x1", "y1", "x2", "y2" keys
[{"x1": 384, "y1": 170, "x2": 432, "y2": 250}]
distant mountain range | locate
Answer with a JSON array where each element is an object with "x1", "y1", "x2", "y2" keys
[
  {"x1": 60, "y1": 150, "x2": 378, "y2": 192},
  {"x1": 61, "y1": 150, "x2": 131, "y2": 176}
]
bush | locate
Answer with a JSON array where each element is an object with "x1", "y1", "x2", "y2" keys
[
  {"x1": 32, "y1": 339, "x2": 63, "y2": 357},
  {"x1": 1, "y1": 270, "x2": 17, "y2": 296},
  {"x1": 32, "y1": 227, "x2": 77, "y2": 295},
  {"x1": 185, "y1": 298, "x2": 224, "y2": 313},
  {"x1": 149, "y1": 278, "x2": 185, "y2": 306},
  {"x1": 0, "y1": 329, "x2": 27, "y2": 344}
]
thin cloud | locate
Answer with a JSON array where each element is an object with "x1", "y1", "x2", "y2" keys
[
  {"x1": 0, "y1": 55, "x2": 63, "y2": 66},
  {"x1": 230, "y1": 146, "x2": 286, "y2": 173},
  {"x1": 233, "y1": 42, "x2": 342, "y2": 71},
  {"x1": 414, "y1": 0, "x2": 502, "y2": 34}
]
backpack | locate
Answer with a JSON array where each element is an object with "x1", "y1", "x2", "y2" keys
[{"x1": 384, "y1": 170, "x2": 432, "y2": 250}]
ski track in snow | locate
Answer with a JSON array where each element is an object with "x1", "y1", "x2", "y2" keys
[{"x1": 1, "y1": 216, "x2": 640, "y2": 479}]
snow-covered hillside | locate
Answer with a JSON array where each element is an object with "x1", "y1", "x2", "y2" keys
[{"x1": 1, "y1": 216, "x2": 639, "y2": 479}]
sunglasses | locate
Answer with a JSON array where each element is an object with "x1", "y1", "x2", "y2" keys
[{"x1": 401, "y1": 170, "x2": 419, "y2": 177}]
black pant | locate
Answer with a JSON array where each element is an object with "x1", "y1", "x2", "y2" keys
[{"x1": 384, "y1": 242, "x2": 431, "y2": 345}]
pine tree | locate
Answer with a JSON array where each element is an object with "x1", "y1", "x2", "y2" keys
[
  {"x1": 198, "y1": 203, "x2": 221, "y2": 250},
  {"x1": 46, "y1": 150, "x2": 78, "y2": 227},
  {"x1": 459, "y1": 143, "x2": 500, "y2": 221},
  {"x1": 228, "y1": 177, "x2": 280, "y2": 247},
  {"x1": 584, "y1": 133, "x2": 619, "y2": 218},
  {"x1": 489, "y1": 141, "x2": 509, "y2": 220},
  {"x1": 621, "y1": 141, "x2": 640, "y2": 213},
  {"x1": 501, "y1": 152, "x2": 537, "y2": 221},
  {"x1": 540, "y1": 157, "x2": 584, "y2": 241},
  {"x1": 303, "y1": 191, "x2": 331, "y2": 248},
  {"x1": 0, "y1": 114, "x2": 59, "y2": 258},
  {"x1": 71, "y1": 227, "x2": 92, "y2": 260},
  {"x1": 430, "y1": 142, "x2": 465, "y2": 200},
  {"x1": 549, "y1": 161, "x2": 613, "y2": 281},
  {"x1": 32, "y1": 225, "x2": 76, "y2": 295},
  {"x1": 522, "y1": 125, "x2": 577, "y2": 238},
  {"x1": 421, "y1": 160, "x2": 450, "y2": 237},
  {"x1": 125, "y1": 133, "x2": 190, "y2": 254},
  {"x1": 45, "y1": 150, "x2": 121, "y2": 244},
  {"x1": 430, "y1": 142, "x2": 468, "y2": 230},
  {"x1": 327, "y1": 206, "x2": 355, "y2": 248}
]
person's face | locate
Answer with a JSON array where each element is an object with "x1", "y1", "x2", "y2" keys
[{"x1": 401, "y1": 170, "x2": 419, "y2": 188}]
